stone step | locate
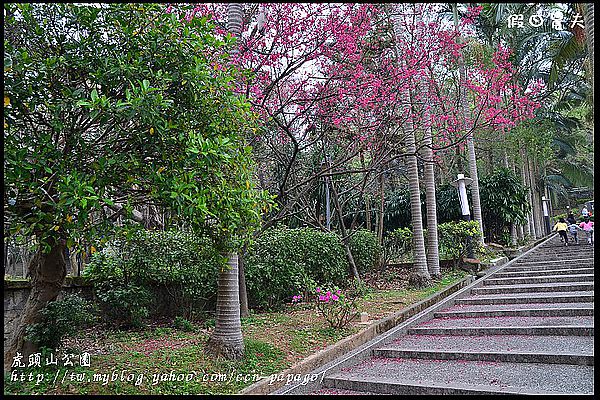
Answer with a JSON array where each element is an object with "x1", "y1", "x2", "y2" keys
[
  {"x1": 433, "y1": 306, "x2": 593, "y2": 318},
  {"x1": 441, "y1": 302, "x2": 593, "y2": 312},
  {"x1": 416, "y1": 315, "x2": 593, "y2": 328},
  {"x1": 494, "y1": 268, "x2": 594, "y2": 278},
  {"x1": 502, "y1": 264, "x2": 593, "y2": 273},
  {"x1": 312, "y1": 388, "x2": 376, "y2": 395},
  {"x1": 471, "y1": 282, "x2": 593, "y2": 295},
  {"x1": 514, "y1": 258, "x2": 594, "y2": 266},
  {"x1": 455, "y1": 292, "x2": 594, "y2": 305},
  {"x1": 372, "y1": 348, "x2": 593, "y2": 366},
  {"x1": 406, "y1": 326, "x2": 593, "y2": 336},
  {"x1": 483, "y1": 274, "x2": 594, "y2": 286},
  {"x1": 384, "y1": 334, "x2": 593, "y2": 363},
  {"x1": 322, "y1": 357, "x2": 594, "y2": 394}
]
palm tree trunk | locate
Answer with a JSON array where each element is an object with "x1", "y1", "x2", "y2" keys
[
  {"x1": 453, "y1": 4, "x2": 485, "y2": 244},
  {"x1": 528, "y1": 155, "x2": 542, "y2": 238},
  {"x1": 583, "y1": 3, "x2": 594, "y2": 125},
  {"x1": 521, "y1": 149, "x2": 534, "y2": 238},
  {"x1": 377, "y1": 173, "x2": 385, "y2": 245},
  {"x1": 405, "y1": 120, "x2": 430, "y2": 287},
  {"x1": 238, "y1": 249, "x2": 249, "y2": 318},
  {"x1": 206, "y1": 3, "x2": 246, "y2": 359},
  {"x1": 206, "y1": 253, "x2": 244, "y2": 360},
  {"x1": 422, "y1": 100, "x2": 440, "y2": 278},
  {"x1": 392, "y1": 5, "x2": 430, "y2": 287}
]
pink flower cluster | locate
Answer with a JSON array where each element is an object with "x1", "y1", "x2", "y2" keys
[
  {"x1": 317, "y1": 288, "x2": 342, "y2": 303},
  {"x1": 171, "y1": 3, "x2": 542, "y2": 165}
]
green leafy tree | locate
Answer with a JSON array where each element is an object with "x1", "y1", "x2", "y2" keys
[
  {"x1": 479, "y1": 168, "x2": 529, "y2": 245},
  {"x1": 3, "y1": 3, "x2": 270, "y2": 369}
]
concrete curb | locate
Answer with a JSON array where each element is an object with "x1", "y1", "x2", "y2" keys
[{"x1": 239, "y1": 275, "x2": 474, "y2": 395}]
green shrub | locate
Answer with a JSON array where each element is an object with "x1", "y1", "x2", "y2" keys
[
  {"x1": 348, "y1": 229, "x2": 382, "y2": 273},
  {"x1": 438, "y1": 220, "x2": 483, "y2": 268},
  {"x1": 95, "y1": 284, "x2": 152, "y2": 328},
  {"x1": 173, "y1": 316, "x2": 195, "y2": 332},
  {"x1": 245, "y1": 227, "x2": 348, "y2": 310},
  {"x1": 479, "y1": 168, "x2": 529, "y2": 245},
  {"x1": 25, "y1": 294, "x2": 96, "y2": 349},
  {"x1": 84, "y1": 229, "x2": 221, "y2": 327},
  {"x1": 384, "y1": 227, "x2": 413, "y2": 263}
]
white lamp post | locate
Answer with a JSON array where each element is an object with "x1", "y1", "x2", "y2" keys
[
  {"x1": 452, "y1": 174, "x2": 474, "y2": 221},
  {"x1": 541, "y1": 196, "x2": 551, "y2": 235},
  {"x1": 452, "y1": 173, "x2": 474, "y2": 258}
]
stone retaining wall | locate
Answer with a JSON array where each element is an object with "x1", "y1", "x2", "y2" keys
[{"x1": 4, "y1": 277, "x2": 94, "y2": 355}]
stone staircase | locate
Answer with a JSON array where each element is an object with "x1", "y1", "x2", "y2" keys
[{"x1": 301, "y1": 235, "x2": 595, "y2": 395}]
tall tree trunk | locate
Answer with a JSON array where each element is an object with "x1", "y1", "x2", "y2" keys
[
  {"x1": 392, "y1": 5, "x2": 430, "y2": 287},
  {"x1": 206, "y1": 253, "x2": 244, "y2": 360},
  {"x1": 360, "y1": 151, "x2": 372, "y2": 231},
  {"x1": 528, "y1": 155, "x2": 542, "y2": 238},
  {"x1": 238, "y1": 248, "x2": 249, "y2": 318},
  {"x1": 453, "y1": 4, "x2": 485, "y2": 244},
  {"x1": 503, "y1": 150, "x2": 517, "y2": 246},
  {"x1": 377, "y1": 173, "x2": 385, "y2": 245},
  {"x1": 521, "y1": 149, "x2": 534, "y2": 238},
  {"x1": 583, "y1": 3, "x2": 594, "y2": 134},
  {"x1": 206, "y1": 3, "x2": 245, "y2": 360},
  {"x1": 4, "y1": 240, "x2": 67, "y2": 371},
  {"x1": 512, "y1": 161, "x2": 524, "y2": 241},
  {"x1": 422, "y1": 100, "x2": 440, "y2": 279},
  {"x1": 404, "y1": 121, "x2": 430, "y2": 287}
]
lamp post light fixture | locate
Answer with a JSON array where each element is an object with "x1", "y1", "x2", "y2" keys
[
  {"x1": 541, "y1": 196, "x2": 551, "y2": 235},
  {"x1": 452, "y1": 173, "x2": 475, "y2": 258}
]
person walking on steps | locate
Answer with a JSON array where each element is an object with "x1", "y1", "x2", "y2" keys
[
  {"x1": 552, "y1": 218, "x2": 569, "y2": 246},
  {"x1": 579, "y1": 217, "x2": 594, "y2": 245},
  {"x1": 581, "y1": 206, "x2": 589, "y2": 218},
  {"x1": 567, "y1": 220, "x2": 582, "y2": 244},
  {"x1": 567, "y1": 212, "x2": 577, "y2": 225}
]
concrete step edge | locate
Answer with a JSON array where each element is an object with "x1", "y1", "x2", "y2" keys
[
  {"x1": 433, "y1": 307, "x2": 594, "y2": 318},
  {"x1": 406, "y1": 326, "x2": 594, "y2": 336},
  {"x1": 372, "y1": 348, "x2": 594, "y2": 366},
  {"x1": 472, "y1": 283, "x2": 593, "y2": 293},
  {"x1": 503, "y1": 265, "x2": 594, "y2": 272},
  {"x1": 494, "y1": 269, "x2": 594, "y2": 277},
  {"x1": 455, "y1": 296, "x2": 594, "y2": 305},
  {"x1": 323, "y1": 375, "x2": 581, "y2": 395},
  {"x1": 483, "y1": 275, "x2": 594, "y2": 285}
]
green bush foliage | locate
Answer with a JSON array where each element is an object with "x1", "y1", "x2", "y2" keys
[
  {"x1": 25, "y1": 294, "x2": 96, "y2": 349},
  {"x1": 245, "y1": 227, "x2": 348, "y2": 310},
  {"x1": 437, "y1": 220, "x2": 483, "y2": 268},
  {"x1": 348, "y1": 229, "x2": 382, "y2": 273},
  {"x1": 479, "y1": 168, "x2": 529, "y2": 245},
  {"x1": 84, "y1": 229, "x2": 221, "y2": 327},
  {"x1": 384, "y1": 227, "x2": 413, "y2": 263}
]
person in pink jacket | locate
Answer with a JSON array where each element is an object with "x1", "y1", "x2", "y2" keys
[{"x1": 579, "y1": 217, "x2": 594, "y2": 244}]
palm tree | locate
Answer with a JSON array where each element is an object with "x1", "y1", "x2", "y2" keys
[
  {"x1": 422, "y1": 87, "x2": 441, "y2": 278},
  {"x1": 392, "y1": 4, "x2": 431, "y2": 287},
  {"x1": 452, "y1": 4, "x2": 485, "y2": 244},
  {"x1": 206, "y1": 253, "x2": 245, "y2": 359},
  {"x1": 206, "y1": 3, "x2": 245, "y2": 360}
]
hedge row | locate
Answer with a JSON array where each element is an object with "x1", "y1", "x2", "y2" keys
[{"x1": 85, "y1": 226, "x2": 382, "y2": 322}]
